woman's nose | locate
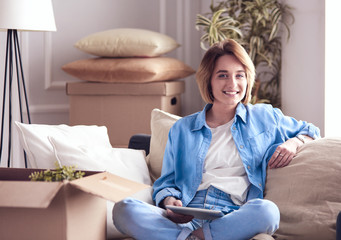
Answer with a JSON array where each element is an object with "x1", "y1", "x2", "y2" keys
[{"x1": 228, "y1": 77, "x2": 238, "y2": 87}]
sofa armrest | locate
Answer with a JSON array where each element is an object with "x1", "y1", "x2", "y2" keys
[{"x1": 128, "y1": 134, "x2": 151, "y2": 155}]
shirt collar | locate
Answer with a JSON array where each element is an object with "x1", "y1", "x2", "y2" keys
[
  {"x1": 236, "y1": 103, "x2": 247, "y2": 123},
  {"x1": 192, "y1": 103, "x2": 247, "y2": 131},
  {"x1": 191, "y1": 104, "x2": 212, "y2": 131}
]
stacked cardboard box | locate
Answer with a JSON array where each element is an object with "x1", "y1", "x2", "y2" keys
[{"x1": 66, "y1": 80, "x2": 185, "y2": 147}]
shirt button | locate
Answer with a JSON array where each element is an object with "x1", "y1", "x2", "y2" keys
[
  {"x1": 240, "y1": 145, "x2": 244, "y2": 149},
  {"x1": 259, "y1": 183, "x2": 262, "y2": 187},
  {"x1": 232, "y1": 126, "x2": 236, "y2": 130},
  {"x1": 247, "y1": 166, "x2": 251, "y2": 170}
]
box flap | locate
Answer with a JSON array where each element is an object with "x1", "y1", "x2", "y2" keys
[
  {"x1": 0, "y1": 181, "x2": 63, "y2": 208},
  {"x1": 66, "y1": 81, "x2": 185, "y2": 96},
  {"x1": 69, "y1": 172, "x2": 150, "y2": 202}
]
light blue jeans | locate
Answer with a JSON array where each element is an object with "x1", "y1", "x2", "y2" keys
[{"x1": 113, "y1": 186, "x2": 280, "y2": 240}]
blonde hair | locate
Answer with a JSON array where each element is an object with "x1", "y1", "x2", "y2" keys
[{"x1": 196, "y1": 39, "x2": 255, "y2": 104}]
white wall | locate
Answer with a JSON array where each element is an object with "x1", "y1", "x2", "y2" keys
[
  {"x1": 0, "y1": 0, "x2": 331, "y2": 167},
  {"x1": 281, "y1": 0, "x2": 325, "y2": 136},
  {"x1": 325, "y1": 0, "x2": 341, "y2": 137}
]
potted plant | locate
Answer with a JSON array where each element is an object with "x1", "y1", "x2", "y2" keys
[{"x1": 196, "y1": 0, "x2": 294, "y2": 107}]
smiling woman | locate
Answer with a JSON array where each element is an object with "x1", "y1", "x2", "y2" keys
[{"x1": 112, "y1": 38, "x2": 320, "y2": 240}]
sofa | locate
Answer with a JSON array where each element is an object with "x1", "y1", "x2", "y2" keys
[
  {"x1": 13, "y1": 109, "x2": 341, "y2": 240},
  {"x1": 127, "y1": 109, "x2": 341, "y2": 240}
]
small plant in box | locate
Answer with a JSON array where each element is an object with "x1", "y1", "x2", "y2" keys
[{"x1": 29, "y1": 162, "x2": 85, "y2": 182}]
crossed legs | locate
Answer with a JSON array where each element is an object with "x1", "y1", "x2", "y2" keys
[{"x1": 113, "y1": 197, "x2": 279, "y2": 240}]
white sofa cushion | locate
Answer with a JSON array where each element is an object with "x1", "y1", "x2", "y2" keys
[
  {"x1": 15, "y1": 122, "x2": 112, "y2": 169},
  {"x1": 49, "y1": 135, "x2": 152, "y2": 185}
]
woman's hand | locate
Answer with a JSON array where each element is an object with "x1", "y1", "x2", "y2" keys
[
  {"x1": 162, "y1": 196, "x2": 194, "y2": 224},
  {"x1": 268, "y1": 137, "x2": 303, "y2": 169}
]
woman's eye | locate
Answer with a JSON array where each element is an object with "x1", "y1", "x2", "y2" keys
[
  {"x1": 218, "y1": 74, "x2": 228, "y2": 78},
  {"x1": 236, "y1": 74, "x2": 245, "y2": 79}
]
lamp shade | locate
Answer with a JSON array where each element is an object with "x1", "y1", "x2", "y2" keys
[{"x1": 0, "y1": 0, "x2": 56, "y2": 31}]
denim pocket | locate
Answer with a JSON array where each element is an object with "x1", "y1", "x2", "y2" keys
[{"x1": 248, "y1": 131, "x2": 272, "y2": 166}]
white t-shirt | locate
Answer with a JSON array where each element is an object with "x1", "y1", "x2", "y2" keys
[{"x1": 198, "y1": 119, "x2": 250, "y2": 205}]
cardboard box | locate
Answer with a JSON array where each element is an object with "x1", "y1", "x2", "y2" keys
[
  {"x1": 0, "y1": 168, "x2": 149, "y2": 240},
  {"x1": 66, "y1": 81, "x2": 185, "y2": 147}
]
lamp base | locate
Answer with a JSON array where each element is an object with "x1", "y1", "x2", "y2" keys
[{"x1": 0, "y1": 29, "x2": 31, "y2": 168}]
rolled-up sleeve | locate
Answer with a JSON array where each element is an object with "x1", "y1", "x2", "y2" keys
[{"x1": 154, "y1": 187, "x2": 182, "y2": 207}]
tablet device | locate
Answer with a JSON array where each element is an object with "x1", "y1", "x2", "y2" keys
[{"x1": 165, "y1": 205, "x2": 224, "y2": 220}]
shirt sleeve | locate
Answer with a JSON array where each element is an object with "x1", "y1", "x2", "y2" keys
[
  {"x1": 263, "y1": 107, "x2": 321, "y2": 163},
  {"x1": 152, "y1": 127, "x2": 182, "y2": 207},
  {"x1": 273, "y1": 107, "x2": 321, "y2": 140}
]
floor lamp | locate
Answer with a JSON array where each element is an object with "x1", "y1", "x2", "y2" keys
[{"x1": 0, "y1": 0, "x2": 56, "y2": 167}]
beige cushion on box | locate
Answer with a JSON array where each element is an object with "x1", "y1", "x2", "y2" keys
[
  {"x1": 62, "y1": 57, "x2": 195, "y2": 83},
  {"x1": 265, "y1": 137, "x2": 341, "y2": 240},
  {"x1": 74, "y1": 28, "x2": 180, "y2": 57},
  {"x1": 146, "y1": 109, "x2": 181, "y2": 182}
]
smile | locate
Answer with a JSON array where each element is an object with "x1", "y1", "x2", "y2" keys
[{"x1": 222, "y1": 91, "x2": 239, "y2": 95}]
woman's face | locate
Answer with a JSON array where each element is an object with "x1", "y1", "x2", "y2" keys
[{"x1": 210, "y1": 54, "x2": 247, "y2": 108}]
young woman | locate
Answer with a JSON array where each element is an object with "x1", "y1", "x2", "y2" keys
[{"x1": 113, "y1": 39, "x2": 320, "y2": 240}]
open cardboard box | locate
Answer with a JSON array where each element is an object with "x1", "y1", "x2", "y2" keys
[{"x1": 0, "y1": 168, "x2": 150, "y2": 240}]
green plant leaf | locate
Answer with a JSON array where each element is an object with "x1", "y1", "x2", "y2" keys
[{"x1": 269, "y1": 24, "x2": 278, "y2": 41}]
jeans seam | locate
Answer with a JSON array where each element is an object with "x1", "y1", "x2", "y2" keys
[{"x1": 177, "y1": 227, "x2": 192, "y2": 240}]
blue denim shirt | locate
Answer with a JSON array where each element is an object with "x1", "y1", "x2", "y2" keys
[{"x1": 153, "y1": 103, "x2": 320, "y2": 207}]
